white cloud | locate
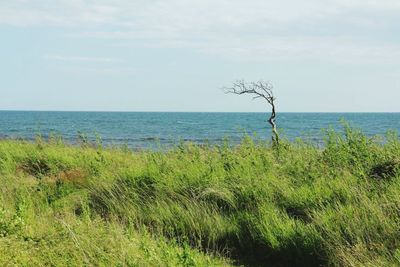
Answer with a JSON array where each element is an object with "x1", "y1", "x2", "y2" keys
[
  {"x1": 60, "y1": 66, "x2": 137, "y2": 75},
  {"x1": 2, "y1": 0, "x2": 399, "y2": 27},
  {"x1": 2, "y1": 0, "x2": 400, "y2": 64},
  {"x1": 335, "y1": 0, "x2": 400, "y2": 11},
  {"x1": 0, "y1": 0, "x2": 122, "y2": 26},
  {"x1": 45, "y1": 55, "x2": 123, "y2": 63}
]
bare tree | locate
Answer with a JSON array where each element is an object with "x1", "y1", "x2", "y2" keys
[{"x1": 226, "y1": 80, "x2": 279, "y2": 145}]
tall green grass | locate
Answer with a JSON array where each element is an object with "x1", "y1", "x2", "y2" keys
[{"x1": 0, "y1": 127, "x2": 399, "y2": 266}]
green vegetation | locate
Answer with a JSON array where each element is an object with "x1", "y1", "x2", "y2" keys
[{"x1": 1, "y1": 126, "x2": 400, "y2": 266}]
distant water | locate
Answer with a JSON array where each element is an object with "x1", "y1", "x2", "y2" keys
[{"x1": 0, "y1": 111, "x2": 399, "y2": 149}]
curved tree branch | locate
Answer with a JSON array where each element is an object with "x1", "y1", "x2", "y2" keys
[{"x1": 225, "y1": 80, "x2": 279, "y2": 145}]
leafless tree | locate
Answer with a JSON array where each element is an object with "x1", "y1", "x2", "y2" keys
[{"x1": 226, "y1": 80, "x2": 279, "y2": 145}]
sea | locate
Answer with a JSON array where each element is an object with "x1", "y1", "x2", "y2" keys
[{"x1": 0, "y1": 111, "x2": 399, "y2": 149}]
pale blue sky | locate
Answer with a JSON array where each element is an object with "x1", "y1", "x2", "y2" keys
[{"x1": 1, "y1": 0, "x2": 399, "y2": 112}]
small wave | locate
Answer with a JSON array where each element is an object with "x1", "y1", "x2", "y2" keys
[
  {"x1": 176, "y1": 121, "x2": 199, "y2": 125},
  {"x1": 100, "y1": 137, "x2": 166, "y2": 142},
  {"x1": 139, "y1": 137, "x2": 165, "y2": 141}
]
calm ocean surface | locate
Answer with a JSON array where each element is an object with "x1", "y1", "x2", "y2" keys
[{"x1": 0, "y1": 111, "x2": 399, "y2": 149}]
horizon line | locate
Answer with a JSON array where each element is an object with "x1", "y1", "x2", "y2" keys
[{"x1": 1, "y1": 109, "x2": 399, "y2": 114}]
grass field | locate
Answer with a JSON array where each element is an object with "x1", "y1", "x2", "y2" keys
[{"x1": 1, "y1": 126, "x2": 400, "y2": 266}]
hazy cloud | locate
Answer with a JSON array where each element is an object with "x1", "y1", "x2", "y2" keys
[
  {"x1": 45, "y1": 55, "x2": 124, "y2": 63},
  {"x1": 2, "y1": 0, "x2": 400, "y2": 64}
]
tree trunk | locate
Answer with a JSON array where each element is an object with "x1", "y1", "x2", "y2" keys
[{"x1": 268, "y1": 105, "x2": 279, "y2": 145}]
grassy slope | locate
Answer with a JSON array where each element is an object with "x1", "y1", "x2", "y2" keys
[{"x1": 0, "y1": 127, "x2": 400, "y2": 266}]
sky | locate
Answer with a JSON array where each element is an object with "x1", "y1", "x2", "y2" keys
[{"x1": 0, "y1": 0, "x2": 399, "y2": 112}]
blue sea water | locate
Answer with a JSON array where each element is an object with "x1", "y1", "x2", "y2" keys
[{"x1": 0, "y1": 111, "x2": 399, "y2": 149}]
